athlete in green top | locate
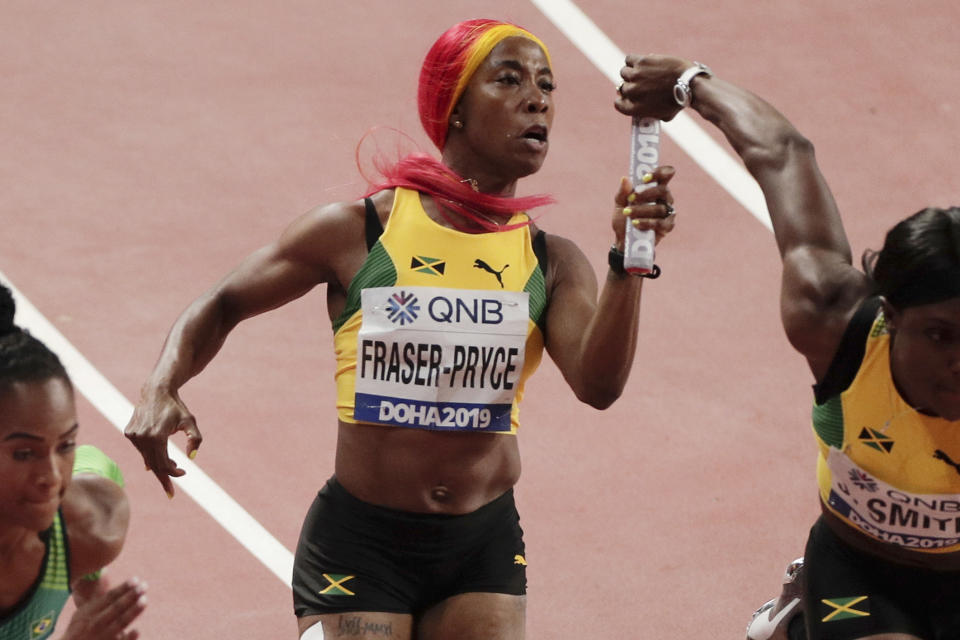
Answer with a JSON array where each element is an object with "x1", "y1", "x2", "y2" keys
[{"x1": 0, "y1": 283, "x2": 145, "y2": 640}]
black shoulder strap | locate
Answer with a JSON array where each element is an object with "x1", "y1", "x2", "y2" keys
[
  {"x1": 532, "y1": 229, "x2": 547, "y2": 276},
  {"x1": 364, "y1": 198, "x2": 383, "y2": 251},
  {"x1": 532, "y1": 229, "x2": 549, "y2": 337},
  {"x1": 813, "y1": 296, "x2": 883, "y2": 403}
]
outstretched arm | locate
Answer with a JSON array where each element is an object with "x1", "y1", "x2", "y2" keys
[
  {"x1": 124, "y1": 200, "x2": 366, "y2": 495},
  {"x1": 616, "y1": 56, "x2": 871, "y2": 380}
]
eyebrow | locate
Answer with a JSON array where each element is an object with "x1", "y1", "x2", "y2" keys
[
  {"x1": 2, "y1": 423, "x2": 79, "y2": 443},
  {"x1": 493, "y1": 59, "x2": 553, "y2": 76}
]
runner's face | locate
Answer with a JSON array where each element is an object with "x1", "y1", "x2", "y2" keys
[
  {"x1": 888, "y1": 296, "x2": 960, "y2": 420},
  {"x1": 0, "y1": 378, "x2": 77, "y2": 532},
  {"x1": 449, "y1": 37, "x2": 554, "y2": 182}
]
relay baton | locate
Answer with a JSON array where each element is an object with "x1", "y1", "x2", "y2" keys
[{"x1": 623, "y1": 115, "x2": 661, "y2": 275}]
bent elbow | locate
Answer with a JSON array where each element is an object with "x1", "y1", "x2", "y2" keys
[
  {"x1": 589, "y1": 395, "x2": 619, "y2": 411},
  {"x1": 82, "y1": 477, "x2": 131, "y2": 564},
  {"x1": 743, "y1": 127, "x2": 815, "y2": 174},
  {"x1": 575, "y1": 384, "x2": 623, "y2": 410}
]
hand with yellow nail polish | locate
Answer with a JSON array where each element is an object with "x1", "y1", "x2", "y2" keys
[
  {"x1": 611, "y1": 167, "x2": 678, "y2": 249},
  {"x1": 124, "y1": 388, "x2": 203, "y2": 499}
]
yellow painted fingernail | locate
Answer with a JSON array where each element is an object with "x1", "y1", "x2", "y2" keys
[
  {"x1": 631, "y1": 219, "x2": 641, "y2": 228},
  {"x1": 627, "y1": 192, "x2": 637, "y2": 203},
  {"x1": 642, "y1": 173, "x2": 654, "y2": 184},
  {"x1": 166, "y1": 490, "x2": 174, "y2": 500},
  {"x1": 622, "y1": 207, "x2": 632, "y2": 216},
  {"x1": 188, "y1": 450, "x2": 197, "y2": 460}
]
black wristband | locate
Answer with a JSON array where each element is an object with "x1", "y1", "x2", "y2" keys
[{"x1": 608, "y1": 246, "x2": 661, "y2": 279}]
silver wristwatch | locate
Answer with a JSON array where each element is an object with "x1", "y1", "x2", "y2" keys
[{"x1": 673, "y1": 62, "x2": 713, "y2": 107}]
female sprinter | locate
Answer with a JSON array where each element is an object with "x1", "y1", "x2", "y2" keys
[
  {"x1": 616, "y1": 55, "x2": 960, "y2": 640},
  {"x1": 124, "y1": 19, "x2": 676, "y2": 640},
  {"x1": 0, "y1": 283, "x2": 146, "y2": 640}
]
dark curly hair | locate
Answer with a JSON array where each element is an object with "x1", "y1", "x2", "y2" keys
[{"x1": 0, "y1": 282, "x2": 70, "y2": 390}]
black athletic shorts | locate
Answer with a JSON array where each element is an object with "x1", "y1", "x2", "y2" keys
[
  {"x1": 292, "y1": 477, "x2": 527, "y2": 617},
  {"x1": 803, "y1": 517, "x2": 960, "y2": 639}
]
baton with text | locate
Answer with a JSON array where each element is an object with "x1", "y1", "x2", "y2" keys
[{"x1": 623, "y1": 115, "x2": 660, "y2": 275}]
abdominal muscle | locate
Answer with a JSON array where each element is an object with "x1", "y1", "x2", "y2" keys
[{"x1": 333, "y1": 420, "x2": 522, "y2": 515}]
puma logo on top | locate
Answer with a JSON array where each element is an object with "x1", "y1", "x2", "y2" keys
[{"x1": 473, "y1": 259, "x2": 509, "y2": 288}]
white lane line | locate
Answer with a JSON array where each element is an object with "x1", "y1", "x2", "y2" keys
[
  {"x1": 2, "y1": 272, "x2": 294, "y2": 586},
  {"x1": 529, "y1": 0, "x2": 772, "y2": 230}
]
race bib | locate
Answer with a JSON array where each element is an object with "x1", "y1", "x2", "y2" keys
[
  {"x1": 826, "y1": 447, "x2": 960, "y2": 550},
  {"x1": 354, "y1": 286, "x2": 529, "y2": 432}
]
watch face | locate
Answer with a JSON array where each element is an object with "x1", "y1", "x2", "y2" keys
[{"x1": 674, "y1": 64, "x2": 711, "y2": 107}]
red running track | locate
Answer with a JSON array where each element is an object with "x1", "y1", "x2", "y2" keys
[{"x1": 2, "y1": 1, "x2": 959, "y2": 637}]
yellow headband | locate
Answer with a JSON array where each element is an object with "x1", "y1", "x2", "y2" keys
[{"x1": 445, "y1": 24, "x2": 552, "y2": 125}]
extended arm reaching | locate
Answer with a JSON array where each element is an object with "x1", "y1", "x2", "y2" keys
[{"x1": 616, "y1": 55, "x2": 871, "y2": 379}]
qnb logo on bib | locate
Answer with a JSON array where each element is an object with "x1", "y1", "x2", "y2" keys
[
  {"x1": 356, "y1": 286, "x2": 529, "y2": 432},
  {"x1": 385, "y1": 290, "x2": 420, "y2": 325},
  {"x1": 426, "y1": 295, "x2": 507, "y2": 326},
  {"x1": 827, "y1": 448, "x2": 960, "y2": 551}
]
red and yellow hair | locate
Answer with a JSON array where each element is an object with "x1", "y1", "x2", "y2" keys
[
  {"x1": 419, "y1": 18, "x2": 552, "y2": 150},
  {"x1": 363, "y1": 19, "x2": 554, "y2": 230}
]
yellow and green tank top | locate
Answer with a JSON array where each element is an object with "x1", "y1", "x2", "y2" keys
[
  {"x1": 333, "y1": 187, "x2": 547, "y2": 434},
  {"x1": 813, "y1": 298, "x2": 960, "y2": 553},
  {"x1": 0, "y1": 511, "x2": 71, "y2": 640}
]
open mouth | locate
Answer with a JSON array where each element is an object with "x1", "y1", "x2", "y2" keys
[{"x1": 521, "y1": 125, "x2": 548, "y2": 144}]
